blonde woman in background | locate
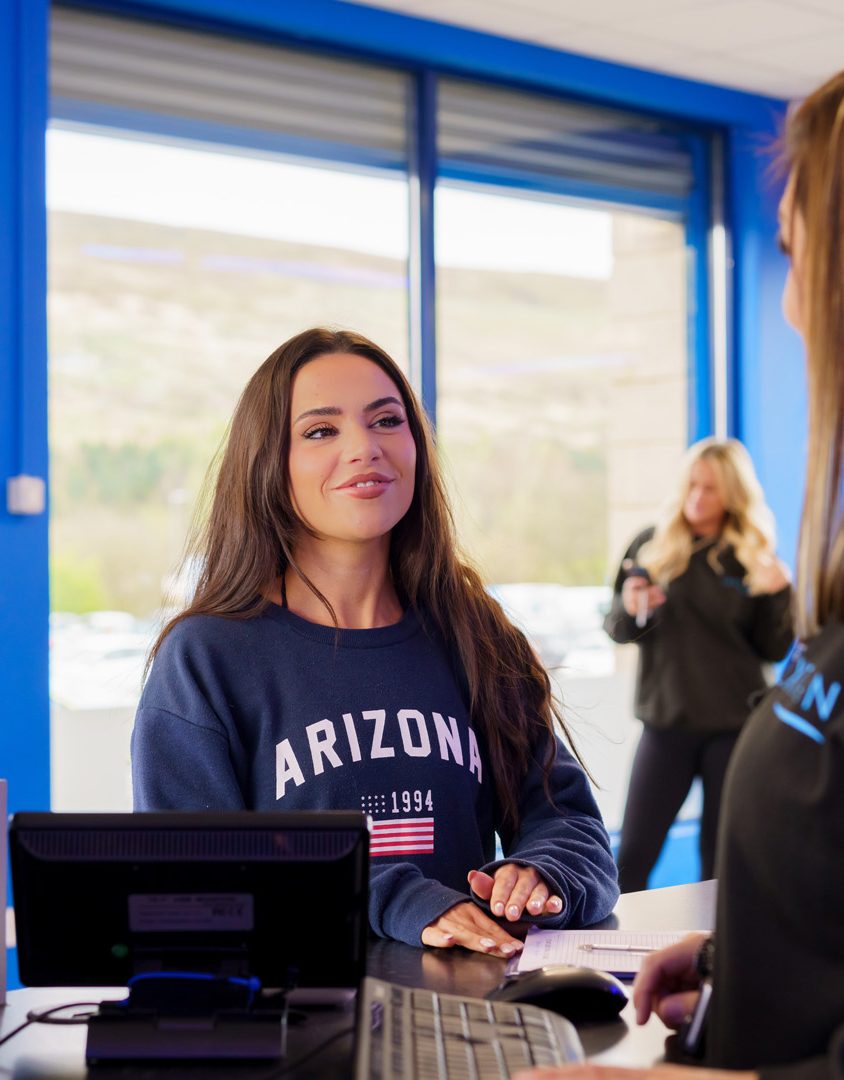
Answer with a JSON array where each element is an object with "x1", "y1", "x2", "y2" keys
[{"x1": 604, "y1": 437, "x2": 793, "y2": 891}]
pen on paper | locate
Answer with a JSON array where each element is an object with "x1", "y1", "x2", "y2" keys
[{"x1": 578, "y1": 943, "x2": 658, "y2": 953}]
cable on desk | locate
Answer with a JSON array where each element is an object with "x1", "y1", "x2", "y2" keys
[
  {"x1": 0, "y1": 1000, "x2": 101, "y2": 1049},
  {"x1": 258, "y1": 1023, "x2": 356, "y2": 1079},
  {"x1": 0, "y1": 1018, "x2": 34, "y2": 1049}
]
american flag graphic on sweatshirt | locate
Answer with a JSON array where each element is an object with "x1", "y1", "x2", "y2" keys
[{"x1": 368, "y1": 816, "x2": 434, "y2": 856}]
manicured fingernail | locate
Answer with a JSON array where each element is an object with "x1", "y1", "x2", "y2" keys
[
  {"x1": 547, "y1": 897, "x2": 562, "y2": 911},
  {"x1": 507, "y1": 905, "x2": 520, "y2": 918},
  {"x1": 480, "y1": 938, "x2": 496, "y2": 949},
  {"x1": 529, "y1": 899, "x2": 542, "y2": 911},
  {"x1": 500, "y1": 943, "x2": 516, "y2": 955},
  {"x1": 493, "y1": 902, "x2": 505, "y2": 916}
]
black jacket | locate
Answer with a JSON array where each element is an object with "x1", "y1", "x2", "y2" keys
[
  {"x1": 603, "y1": 527, "x2": 793, "y2": 733},
  {"x1": 709, "y1": 621, "x2": 844, "y2": 1079}
]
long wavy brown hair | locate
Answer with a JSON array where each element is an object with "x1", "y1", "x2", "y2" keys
[
  {"x1": 151, "y1": 328, "x2": 583, "y2": 832},
  {"x1": 783, "y1": 72, "x2": 844, "y2": 638}
]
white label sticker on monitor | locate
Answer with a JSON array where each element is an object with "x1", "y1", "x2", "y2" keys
[{"x1": 128, "y1": 894, "x2": 254, "y2": 932}]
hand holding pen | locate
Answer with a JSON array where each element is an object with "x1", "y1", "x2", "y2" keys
[{"x1": 632, "y1": 932, "x2": 709, "y2": 1030}]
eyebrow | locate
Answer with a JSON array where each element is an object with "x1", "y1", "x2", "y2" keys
[{"x1": 293, "y1": 396, "x2": 404, "y2": 425}]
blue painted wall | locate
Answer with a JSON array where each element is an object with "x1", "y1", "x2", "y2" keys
[
  {"x1": 0, "y1": 0, "x2": 51, "y2": 815},
  {"x1": 729, "y1": 126, "x2": 806, "y2": 567},
  {"x1": 0, "y1": 0, "x2": 799, "y2": 813}
]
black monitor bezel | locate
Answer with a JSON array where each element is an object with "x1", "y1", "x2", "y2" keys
[{"x1": 10, "y1": 810, "x2": 369, "y2": 990}]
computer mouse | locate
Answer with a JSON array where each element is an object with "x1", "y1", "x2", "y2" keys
[{"x1": 486, "y1": 965, "x2": 628, "y2": 1023}]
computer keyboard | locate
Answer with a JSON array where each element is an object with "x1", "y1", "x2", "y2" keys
[{"x1": 353, "y1": 975, "x2": 584, "y2": 1079}]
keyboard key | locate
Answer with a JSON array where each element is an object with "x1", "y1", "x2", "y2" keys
[{"x1": 354, "y1": 976, "x2": 584, "y2": 1079}]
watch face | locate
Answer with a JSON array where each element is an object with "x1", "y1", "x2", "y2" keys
[{"x1": 680, "y1": 979, "x2": 712, "y2": 1058}]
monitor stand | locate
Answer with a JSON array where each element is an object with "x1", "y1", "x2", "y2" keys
[{"x1": 85, "y1": 975, "x2": 287, "y2": 1063}]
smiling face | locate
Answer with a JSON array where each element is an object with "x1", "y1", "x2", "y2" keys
[
  {"x1": 287, "y1": 352, "x2": 417, "y2": 550},
  {"x1": 683, "y1": 457, "x2": 727, "y2": 537}
]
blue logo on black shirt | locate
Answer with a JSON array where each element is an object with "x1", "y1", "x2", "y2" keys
[{"x1": 775, "y1": 646, "x2": 840, "y2": 744}]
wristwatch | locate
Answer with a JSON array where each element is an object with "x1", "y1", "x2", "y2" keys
[{"x1": 695, "y1": 935, "x2": 715, "y2": 979}]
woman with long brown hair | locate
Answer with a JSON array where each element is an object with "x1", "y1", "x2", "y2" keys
[
  {"x1": 132, "y1": 327, "x2": 618, "y2": 954},
  {"x1": 519, "y1": 68, "x2": 844, "y2": 1080}
]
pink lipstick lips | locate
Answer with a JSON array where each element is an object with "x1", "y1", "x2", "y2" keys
[{"x1": 337, "y1": 472, "x2": 394, "y2": 498}]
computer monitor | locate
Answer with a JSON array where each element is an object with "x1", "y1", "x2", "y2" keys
[{"x1": 10, "y1": 811, "x2": 369, "y2": 991}]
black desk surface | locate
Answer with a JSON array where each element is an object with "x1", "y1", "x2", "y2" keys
[{"x1": 0, "y1": 880, "x2": 715, "y2": 1078}]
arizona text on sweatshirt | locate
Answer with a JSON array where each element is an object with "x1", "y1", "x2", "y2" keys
[{"x1": 132, "y1": 604, "x2": 619, "y2": 947}]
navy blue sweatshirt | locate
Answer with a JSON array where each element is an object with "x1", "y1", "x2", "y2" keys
[{"x1": 132, "y1": 605, "x2": 619, "y2": 947}]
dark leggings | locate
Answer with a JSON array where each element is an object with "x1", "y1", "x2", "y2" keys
[{"x1": 615, "y1": 725, "x2": 739, "y2": 892}]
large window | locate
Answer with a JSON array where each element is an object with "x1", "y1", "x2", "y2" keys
[
  {"x1": 47, "y1": 9, "x2": 708, "y2": 842},
  {"x1": 435, "y1": 78, "x2": 696, "y2": 833},
  {"x1": 437, "y1": 188, "x2": 689, "y2": 581},
  {"x1": 48, "y1": 9, "x2": 410, "y2": 810},
  {"x1": 436, "y1": 185, "x2": 689, "y2": 830}
]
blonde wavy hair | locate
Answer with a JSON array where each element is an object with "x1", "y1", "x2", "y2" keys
[
  {"x1": 783, "y1": 72, "x2": 844, "y2": 638},
  {"x1": 638, "y1": 438, "x2": 777, "y2": 593}
]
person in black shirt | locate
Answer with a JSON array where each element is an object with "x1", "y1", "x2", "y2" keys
[
  {"x1": 605, "y1": 437, "x2": 792, "y2": 890},
  {"x1": 518, "y1": 67, "x2": 844, "y2": 1080}
]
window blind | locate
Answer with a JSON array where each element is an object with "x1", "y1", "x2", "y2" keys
[
  {"x1": 50, "y1": 7, "x2": 409, "y2": 171},
  {"x1": 438, "y1": 77, "x2": 694, "y2": 208}
]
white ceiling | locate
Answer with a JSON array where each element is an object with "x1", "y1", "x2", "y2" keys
[{"x1": 354, "y1": 0, "x2": 844, "y2": 100}]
